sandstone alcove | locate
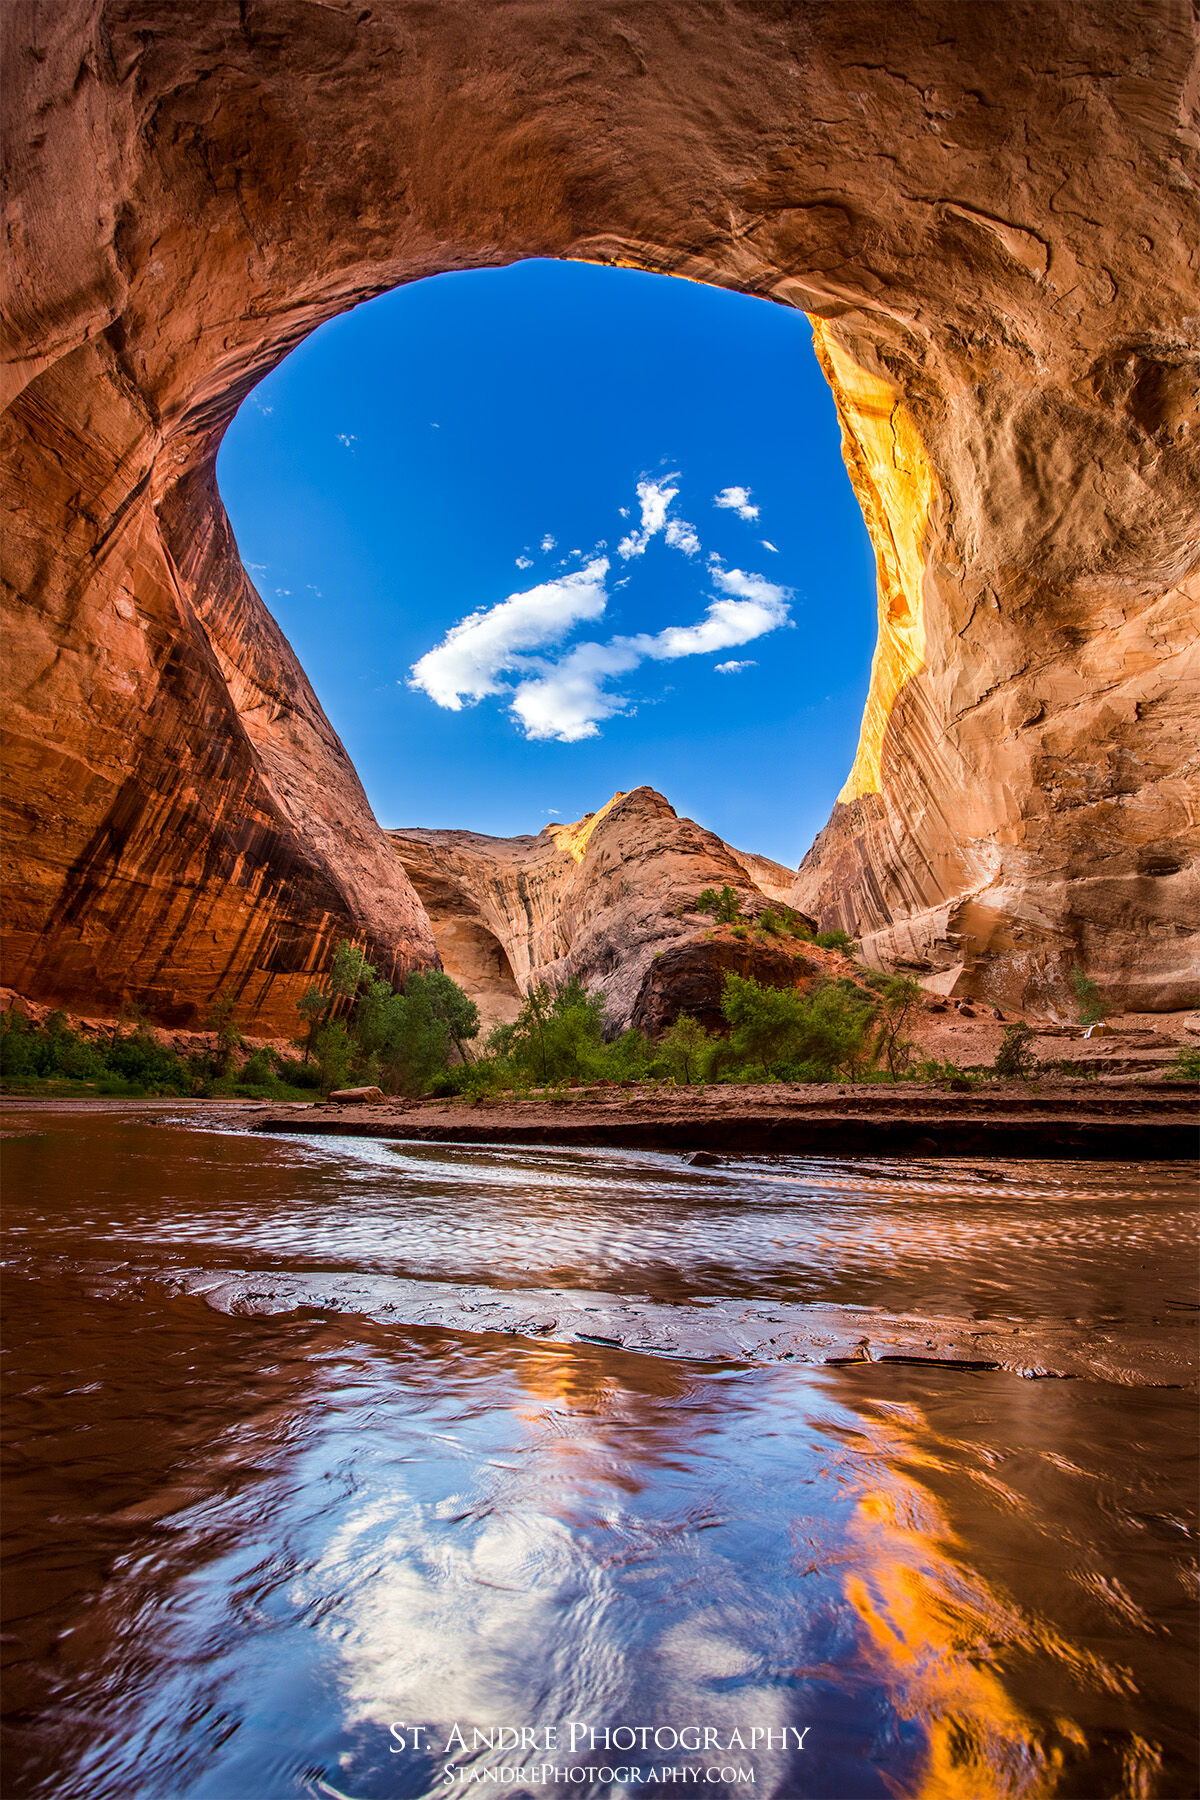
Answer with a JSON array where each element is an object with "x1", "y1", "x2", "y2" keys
[{"x1": 3, "y1": 0, "x2": 1197, "y2": 1032}]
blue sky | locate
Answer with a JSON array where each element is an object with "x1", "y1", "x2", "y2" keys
[{"x1": 217, "y1": 260, "x2": 876, "y2": 868}]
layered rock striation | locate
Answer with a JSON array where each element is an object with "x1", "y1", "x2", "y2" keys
[
  {"x1": 3, "y1": 1, "x2": 1198, "y2": 1026},
  {"x1": 391, "y1": 789, "x2": 800, "y2": 1035}
]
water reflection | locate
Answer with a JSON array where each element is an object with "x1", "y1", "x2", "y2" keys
[{"x1": 1, "y1": 1112, "x2": 1196, "y2": 1798}]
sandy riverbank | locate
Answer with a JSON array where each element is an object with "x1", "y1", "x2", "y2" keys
[{"x1": 249, "y1": 1077, "x2": 1197, "y2": 1159}]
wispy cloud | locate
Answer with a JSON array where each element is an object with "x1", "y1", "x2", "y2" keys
[
  {"x1": 540, "y1": 533, "x2": 556, "y2": 553},
  {"x1": 508, "y1": 567, "x2": 790, "y2": 742},
  {"x1": 715, "y1": 659, "x2": 756, "y2": 674},
  {"x1": 336, "y1": 432, "x2": 357, "y2": 451},
  {"x1": 515, "y1": 554, "x2": 533, "y2": 570},
  {"x1": 714, "y1": 485, "x2": 759, "y2": 521},
  {"x1": 407, "y1": 557, "x2": 609, "y2": 711},
  {"x1": 617, "y1": 475, "x2": 700, "y2": 561},
  {"x1": 761, "y1": 539, "x2": 779, "y2": 554}
]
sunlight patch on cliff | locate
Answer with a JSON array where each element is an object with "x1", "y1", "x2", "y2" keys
[
  {"x1": 810, "y1": 319, "x2": 935, "y2": 806},
  {"x1": 548, "y1": 791, "x2": 627, "y2": 862}
]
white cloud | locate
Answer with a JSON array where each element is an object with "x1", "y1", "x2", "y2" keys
[
  {"x1": 541, "y1": 534, "x2": 556, "y2": 553},
  {"x1": 616, "y1": 475, "x2": 700, "y2": 561},
  {"x1": 510, "y1": 638, "x2": 640, "y2": 742},
  {"x1": 247, "y1": 562, "x2": 268, "y2": 573},
  {"x1": 635, "y1": 567, "x2": 790, "y2": 660},
  {"x1": 714, "y1": 485, "x2": 759, "y2": 521},
  {"x1": 515, "y1": 554, "x2": 533, "y2": 570},
  {"x1": 715, "y1": 659, "x2": 756, "y2": 675},
  {"x1": 505, "y1": 567, "x2": 790, "y2": 742},
  {"x1": 664, "y1": 517, "x2": 702, "y2": 557},
  {"x1": 336, "y1": 432, "x2": 357, "y2": 451},
  {"x1": 761, "y1": 539, "x2": 779, "y2": 554},
  {"x1": 408, "y1": 557, "x2": 609, "y2": 711}
]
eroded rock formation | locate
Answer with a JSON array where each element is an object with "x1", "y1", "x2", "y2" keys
[
  {"x1": 391, "y1": 789, "x2": 800, "y2": 1035},
  {"x1": 3, "y1": 1, "x2": 1198, "y2": 1027}
]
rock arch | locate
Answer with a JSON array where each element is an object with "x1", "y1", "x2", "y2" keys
[{"x1": 3, "y1": 0, "x2": 1197, "y2": 1029}]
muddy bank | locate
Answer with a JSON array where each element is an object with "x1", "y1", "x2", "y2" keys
[{"x1": 254, "y1": 1077, "x2": 1197, "y2": 1159}]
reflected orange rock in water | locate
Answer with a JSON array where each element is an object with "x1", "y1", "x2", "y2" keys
[{"x1": 843, "y1": 1473, "x2": 1096, "y2": 1800}]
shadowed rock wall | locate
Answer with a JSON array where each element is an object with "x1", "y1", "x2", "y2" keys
[{"x1": 3, "y1": 0, "x2": 1197, "y2": 1026}]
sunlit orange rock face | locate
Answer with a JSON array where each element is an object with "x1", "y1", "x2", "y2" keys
[
  {"x1": 392, "y1": 788, "x2": 797, "y2": 1037},
  {"x1": 3, "y1": 0, "x2": 1197, "y2": 1027}
]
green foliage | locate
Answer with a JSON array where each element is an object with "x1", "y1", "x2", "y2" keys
[
  {"x1": 491, "y1": 979, "x2": 608, "y2": 1084},
  {"x1": 0, "y1": 1010, "x2": 193, "y2": 1095},
  {"x1": 1070, "y1": 965, "x2": 1111, "y2": 1027},
  {"x1": 294, "y1": 948, "x2": 481, "y2": 1096},
  {"x1": 272, "y1": 1054, "x2": 322, "y2": 1091},
  {"x1": 914, "y1": 1055, "x2": 979, "y2": 1091},
  {"x1": 994, "y1": 1020, "x2": 1038, "y2": 1080},
  {"x1": 203, "y1": 990, "x2": 244, "y2": 1075},
  {"x1": 309, "y1": 1018, "x2": 353, "y2": 1093},
  {"x1": 731, "y1": 924, "x2": 748, "y2": 940},
  {"x1": 717, "y1": 972, "x2": 876, "y2": 1081},
  {"x1": 871, "y1": 975, "x2": 922, "y2": 1078},
  {"x1": 814, "y1": 929, "x2": 859, "y2": 956},
  {"x1": 754, "y1": 904, "x2": 816, "y2": 941},
  {"x1": 658, "y1": 1013, "x2": 714, "y2": 1085},
  {"x1": 1166, "y1": 1044, "x2": 1200, "y2": 1082},
  {"x1": 696, "y1": 885, "x2": 743, "y2": 924}
]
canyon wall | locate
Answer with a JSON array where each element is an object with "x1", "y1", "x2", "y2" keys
[
  {"x1": 392, "y1": 788, "x2": 799, "y2": 1036},
  {"x1": 3, "y1": 0, "x2": 1198, "y2": 1026}
]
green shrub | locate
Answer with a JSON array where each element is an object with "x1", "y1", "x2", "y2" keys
[
  {"x1": 994, "y1": 1021, "x2": 1037, "y2": 1080},
  {"x1": 273, "y1": 1054, "x2": 322, "y2": 1090},
  {"x1": 1166, "y1": 1044, "x2": 1200, "y2": 1082},
  {"x1": 717, "y1": 972, "x2": 876, "y2": 1081},
  {"x1": 914, "y1": 1056, "x2": 979, "y2": 1090},
  {"x1": 814, "y1": 929, "x2": 858, "y2": 956},
  {"x1": 696, "y1": 885, "x2": 743, "y2": 924},
  {"x1": 1070, "y1": 965, "x2": 1111, "y2": 1027},
  {"x1": 657, "y1": 1014, "x2": 714, "y2": 1085}
]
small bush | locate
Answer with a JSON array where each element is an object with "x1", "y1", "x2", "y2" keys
[
  {"x1": 814, "y1": 929, "x2": 858, "y2": 957},
  {"x1": 1071, "y1": 965, "x2": 1111, "y2": 1028},
  {"x1": 273, "y1": 1055, "x2": 322, "y2": 1090},
  {"x1": 914, "y1": 1056, "x2": 979, "y2": 1091},
  {"x1": 696, "y1": 885, "x2": 743, "y2": 924},
  {"x1": 1166, "y1": 1045, "x2": 1200, "y2": 1082},
  {"x1": 994, "y1": 1021, "x2": 1037, "y2": 1080}
]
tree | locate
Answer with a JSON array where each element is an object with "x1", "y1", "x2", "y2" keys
[
  {"x1": 203, "y1": 990, "x2": 244, "y2": 1076},
  {"x1": 659, "y1": 1013, "x2": 713, "y2": 1084},
  {"x1": 719, "y1": 972, "x2": 876, "y2": 1081},
  {"x1": 408, "y1": 969, "x2": 480, "y2": 1062},
  {"x1": 871, "y1": 976, "x2": 922, "y2": 1078},
  {"x1": 293, "y1": 943, "x2": 477, "y2": 1096},
  {"x1": 696, "y1": 885, "x2": 743, "y2": 924}
]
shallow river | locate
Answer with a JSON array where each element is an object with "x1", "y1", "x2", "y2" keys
[{"x1": 2, "y1": 1109, "x2": 1196, "y2": 1799}]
